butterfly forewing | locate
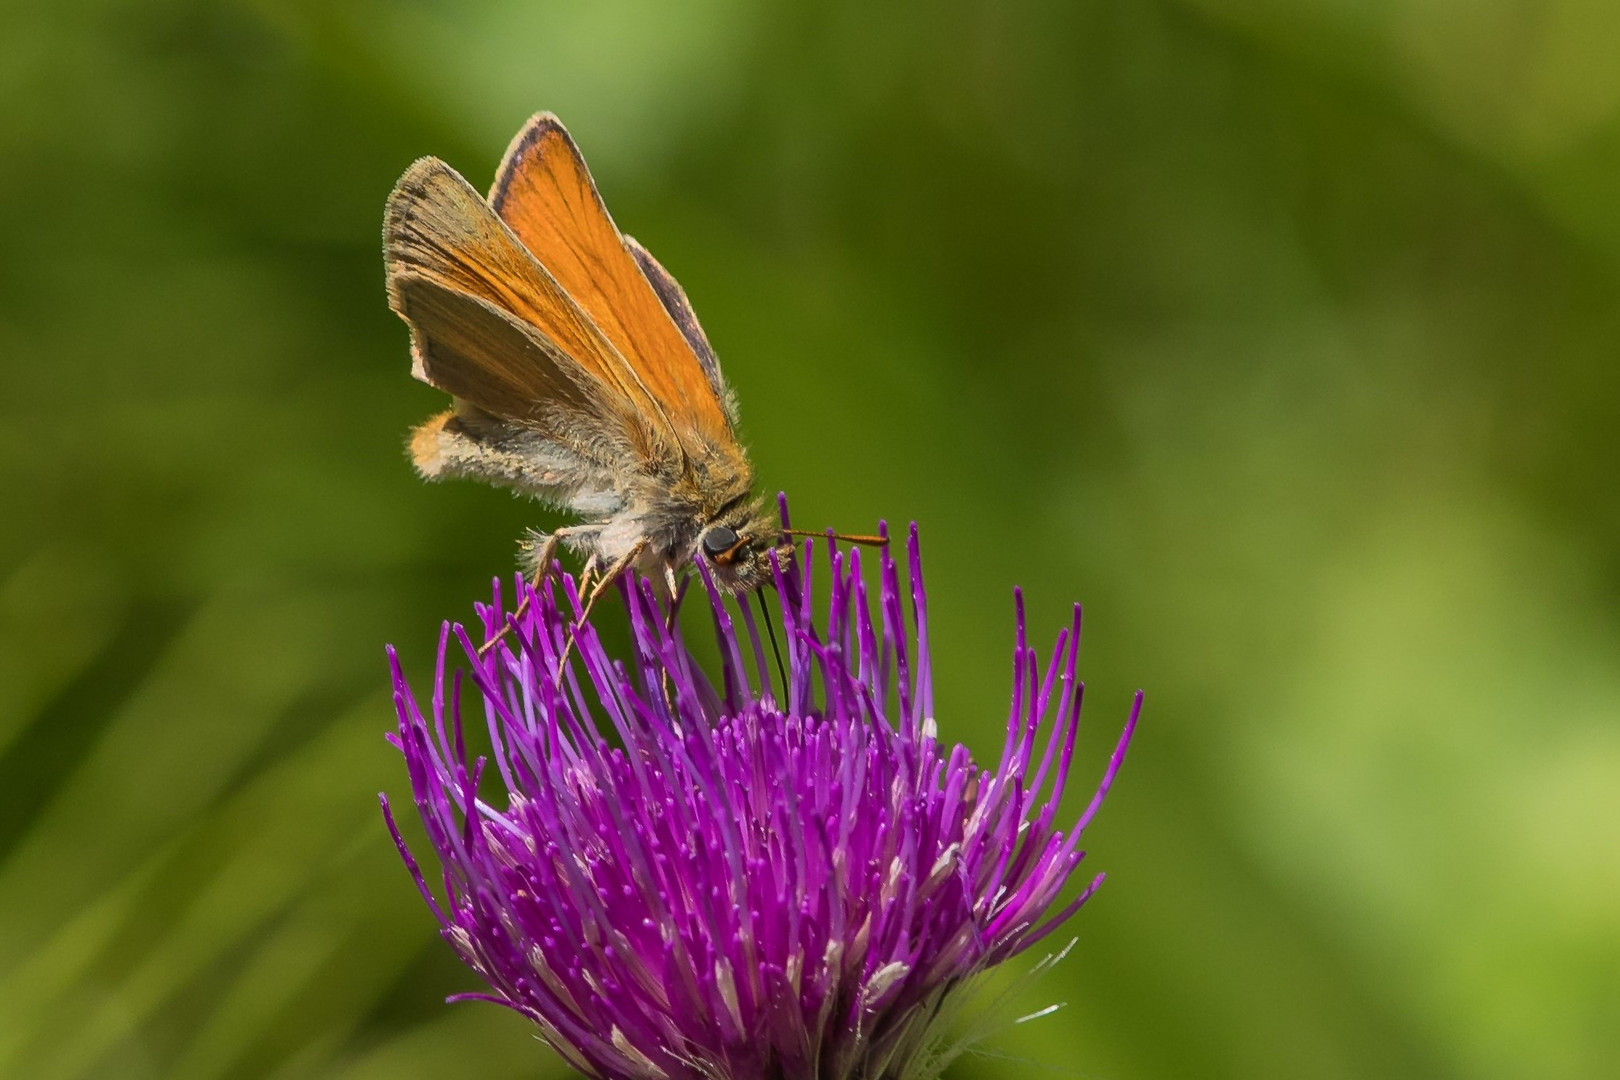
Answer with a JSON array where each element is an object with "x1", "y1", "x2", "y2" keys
[{"x1": 489, "y1": 114, "x2": 732, "y2": 441}]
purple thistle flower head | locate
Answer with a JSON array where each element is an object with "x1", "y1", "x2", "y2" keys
[{"x1": 382, "y1": 505, "x2": 1140, "y2": 1080}]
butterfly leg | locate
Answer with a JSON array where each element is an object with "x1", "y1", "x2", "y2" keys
[
  {"x1": 479, "y1": 525, "x2": 597, "y2": 657},
  {"x1": 556, "y1": 538, "x2": 649, "y2": 676},
  {"x1": 520, "y1": 530, "x2": 560, "y2": 580},
  {"x1": 576, "y1": 552, "x2": 601, "y2": 601}
]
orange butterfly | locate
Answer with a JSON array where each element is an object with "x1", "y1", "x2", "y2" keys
[{"x1": 384, "y1": 114, "x2": 792, "y2": 625}]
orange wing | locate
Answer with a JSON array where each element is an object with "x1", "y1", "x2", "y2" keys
[{"x1": 489, "y1": 114, "x2": 731, "y2": 442}]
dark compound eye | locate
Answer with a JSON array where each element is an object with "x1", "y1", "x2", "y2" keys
[{"x1": 701, "y1": 525, "x2": 740, "y2": 559}]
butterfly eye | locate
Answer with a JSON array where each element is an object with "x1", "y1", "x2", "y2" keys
[{"x1": 702, "y1": 525, "x2": 741, "y2": 560}]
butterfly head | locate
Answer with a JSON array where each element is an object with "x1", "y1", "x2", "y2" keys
[{"x1": 697, "y1": 504, "x2": 794, "y2": 594}]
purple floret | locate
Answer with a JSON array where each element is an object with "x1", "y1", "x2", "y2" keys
[{"x1": 382, "y1": 510, "x2": 1140, "y2": 1080}]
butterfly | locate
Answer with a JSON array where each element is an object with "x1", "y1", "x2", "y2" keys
[{"x1": 383, "y1": 113, "x2": 795, "y2": 631}]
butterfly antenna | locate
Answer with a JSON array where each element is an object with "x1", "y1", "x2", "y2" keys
[
  {"x1": 782, "y1": 527, "x2": 888, "y2": 547},
  {"x1": 757, "y1": 586, "x2": 788, "y2": 700}
]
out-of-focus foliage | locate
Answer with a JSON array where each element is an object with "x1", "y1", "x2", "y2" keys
[{"x1": 1, "y1": 1, "x2": 1617, "y2": 1078}]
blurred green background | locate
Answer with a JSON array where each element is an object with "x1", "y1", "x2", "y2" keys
[{"x1": 3, "y1": 1, "x2": 1619, "y2": 1078}]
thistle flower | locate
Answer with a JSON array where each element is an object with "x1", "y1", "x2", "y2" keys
[{"x1": 382, "y1": 510, "x2": 1140, "y2": 1080}]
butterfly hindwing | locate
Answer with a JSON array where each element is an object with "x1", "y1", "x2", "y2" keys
[{"x1": 411, "y1": 404, "x2": 625, "y2": 517}]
